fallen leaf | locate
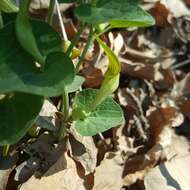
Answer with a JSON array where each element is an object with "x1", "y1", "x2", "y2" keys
[
  {"x1": 173, "y1": 72, "x2": 190, "y2": 97},
  {"x1": 93, "y1": 152, "x2": 124, "y2": 190},
  {"x1": 178, "y1": 99, "x2": 190, "y2": 119},
  {"x1": 150, "y1": 2, "x2": 169, "y2": 27},
  {"x1": 30, "y1": 0, "x2": 73, "y2": 11},
  {"x1": 144, "y1": 134, "x2": 190, "y2": 190},
  {"x1": 19, "y1": 152, "x2": 85, "y2": 190},
  {"x1": 121, "y1": 61, "x2": 175, "y2": 90},
  {"x1": 147, "y1": 107, "x2": 183, "y2": 146},
  {"x1": 82, "y1": 65, "x2": 103, "y2": 88},
  {"x1": 0, "y1": 169, "x2": 12, "y2": 190},
  {"x1": 123, "y1": 128, "x2": 173, "y2": 186},
  {"x1": 35, "y1": 100, "x2": 59, "y2": 132},
  {"x1": 160, "y1": 0, "x2": 190, "y2": 18},
  {"x1": 159, "y1": 0, "x2": 190, "y2": 42},
  {"x1": 0, "y1": 153, "x2": 18, "y2": 190},
  {"x1": 15, "y1": 134, "x2": 66, "y2": 183},
  {"x1": 68, "y1": 127, "x2": 97, "y2": 175}
]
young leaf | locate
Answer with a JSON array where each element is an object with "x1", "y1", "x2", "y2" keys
[
  {"x1": 73, "y1": 89, "x2": 124, "y2": 136},
  {"x1": 90, "y1": 35, "x2": 120, "y2": 111},
  {"x1": 75, "y1": 0, "x2": 155, "y2": 29},
  {"x1": 0, "y1": 0, "x2": 18, "y2": 13},
  {"x1": 0, "y1": 93, "x2": 43, "y2": 145},
  {"x1": 15, "y1": 0, "x2": 45, "y2": 66},
  {"x1": 0, "y1": 22, "x2": 75, "y2": 97}
]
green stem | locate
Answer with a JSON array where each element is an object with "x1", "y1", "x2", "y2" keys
[
  {"x1": 47, "y1": 0, "x2": 56, "y2": 25},
  {"x1": 0, "y1": 11, "x2": 3, "y2": 29},
  {"x1": 62, "y1": 87, "x2": 69, "y2": 120},
  {"x1": 58, "y1": 87, "x2": 69, "y2": 140},
  {"x1": 66, "y1": 22, "x2": 85, "y2": 56},
  {"x1": 3, "y1": 144, "x2": 10, "y2": 157},
  {"x1": 75, "y1": 25, "x2": 93, "y2": 73},
  {"x1": 58, "y1": 122, "x2": 67, "y2": 140}
]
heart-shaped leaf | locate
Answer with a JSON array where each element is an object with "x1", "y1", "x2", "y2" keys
[
  {"x1": 66, "y1": 75, "x2": 85, "y2": 93},
  {"x1": 0, "y1": 93, "x2": 43, "y2": 145},
  {"x1": 73, "y1": 89, "x2": 124, "y2": 136},
  {"x1": 0, "y1": 21, "x2": 75, "y2": 97},
  {"x1": 75, "y1": 0, "x2": 155, "y2": 28},
  {"x1": 16, "y1": 0, "x2": 46, "y2": 66}
]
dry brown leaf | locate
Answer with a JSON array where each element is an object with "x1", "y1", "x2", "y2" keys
[
  {"x1": 39, "y1": 100, "x2": 57, "y2": 118},
  {"x1": 160, "y1": 0, "x2": 190, "y2": 18},
  {"x1": 19, "y1": 152, "x2": 85, "y2": 190},
  {"x1": 0, "y1": 169, "x2": 13, "y2": 190},
  {"x1": 0, "y1": 153, "x2": 18, "y2": 190},
  {"x1": 121, "y1": 61, "x2": 155, "y2": 81},
  {"x1": 64, "y1": 19, "x2": 77, "y2": 39},
  {"x1": 93, "y1": 152, "x2": 124, "y2": 190},
  {"x1": 150, "y1": 2, "x2": 169, "y2": 26},
  {"x1": 154, "y1": 69, "x2": 175, "y2": 90},
  {"x1": 144, "y1": 135, "x2": 190, "y2": 190},
  {"x1": 123, "y1": 129, "x2": 189, "y2": 187},
  {"x1": 108, "y1": 33, "x2": 124, "y2": 55},
  {"x1": 147, "y1": 107, "x2": 182, "y2": 146},
  {"x1": 173, "y1": 72, "x2": 190, "y2": 97},
  {"x1": 123, "y1": 126, "x2": 174, "y2": 186},
  {"x1": 121, "y1": 61, "x2": 175, "y2": 90},
  {"x1": 35, "y1": 100, "x2": 59, "y2": 131},
  {"x1": 184, "y1": 0, "x2": 190, "y2": 5},
  {"x1": 82, "y1": 65, "x2": 103, "y2": 88},
  {"x1": 113, "y1": 120, "x2": 143, "y2": 157},
  {"x1": 30, "y1": 0, "x2": 73, "y2": 11},
  {"x1": 144, "y1": 157, "x2": 190, "y2": 190},
  {"x1": 178, "y1": 99, "x2": 190, "y2": 119},
  {"x1": 158, "y1": 0, "x2": 190, "y2": 42},
  {"x1": 166, "y1": 133, "x2": 189, "y2": 159},
  {"x1": 68, "y1": 127, "x2": 98, "y2": 175},
  {"x1": 15, "y1": 134, "x2": 67, "y2": 183}
]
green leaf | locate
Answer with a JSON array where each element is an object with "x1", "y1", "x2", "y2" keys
[
  {"x1": 73, "y1": 89, "x2": 124, "y2": 136},
  {"x1": 32, "y1": 20, "x2": 62, "y2": 56},
  {"x1": 0, "y1": 0, "x2": 18, "y2": 13},
  {"x1": 0, "y1": 93, "x2": 43, "y2": 145},
  {"x1": 75, "y1": 0, "x2": 155, "y2": 28},
  {"x1": 0, "y1": 21, "x2": 75, "y2": 97},
  {"x1": 15, "y1": 0, "x2": 45, "y2": 66},
  {"x1": 66, "y1": 75, "x2": 85, "y2": 93}
]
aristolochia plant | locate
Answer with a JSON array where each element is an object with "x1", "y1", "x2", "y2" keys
[{"x1": 0, "y1": 0, "x2": 154, "y2": 147}]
